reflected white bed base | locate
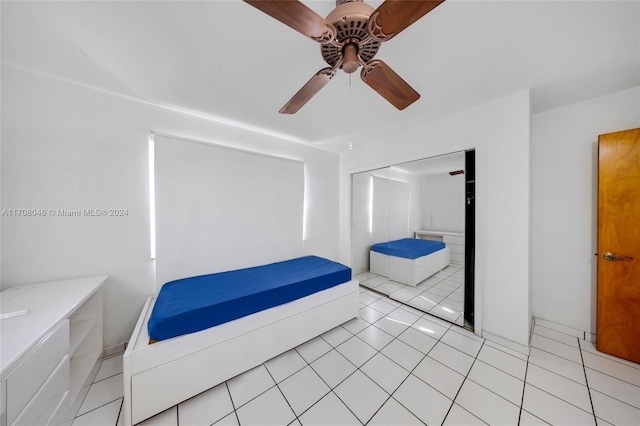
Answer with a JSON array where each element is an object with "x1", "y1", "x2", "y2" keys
[
  {"x1": 122, "y1": 279, "x2": 359, "y2": 425},
  {"x1": 370, "y1": 247, "x2": 450, "y2": 286}
]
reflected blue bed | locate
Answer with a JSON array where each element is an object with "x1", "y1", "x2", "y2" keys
[{"x1": 371, "y1": 238, "x2": 446, "y2": 259}]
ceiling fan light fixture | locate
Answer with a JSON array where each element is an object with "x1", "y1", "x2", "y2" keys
[{"x1": 342, "y1": 43, "x2": 360, "y2": 73}]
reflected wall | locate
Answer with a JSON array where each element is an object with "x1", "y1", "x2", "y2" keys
[{"x1": 352, "y1": 152, "x2": 468, "y2": 326}]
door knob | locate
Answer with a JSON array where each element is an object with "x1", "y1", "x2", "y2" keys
[{"x1": 603, "y1": 252, "x2": 634, "y2": 261}]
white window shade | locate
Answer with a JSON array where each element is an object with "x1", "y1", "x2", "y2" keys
[{"x1": 154, "y1": 134, "x2": 304, "y2": 289}]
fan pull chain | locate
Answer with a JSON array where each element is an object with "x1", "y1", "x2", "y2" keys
[{"x1": 348, "y1": 74, "x2": 353, "y2": 151}]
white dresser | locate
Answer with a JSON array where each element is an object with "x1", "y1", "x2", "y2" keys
[
  {"x1": 0, "y1": 276, "x2": 107, "y2": 426},
  {"x1": 414, "y1": 230, "x2": 465, "y2": 265}
]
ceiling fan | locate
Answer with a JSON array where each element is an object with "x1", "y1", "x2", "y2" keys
[{"x1": 244, "y1": 0, "x2": 446, "y2": 114}]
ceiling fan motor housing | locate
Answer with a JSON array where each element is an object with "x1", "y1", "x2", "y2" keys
[{"x1": 321, "y1": 1, "x2": 381, "y2": 71}]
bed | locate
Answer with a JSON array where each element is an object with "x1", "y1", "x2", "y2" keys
[
  {"x1": 122, "y1": 256, "x2": 358, "y2": 426},
  {"x1": 370, "y1": 238, "x2": 450, "y2": 286}
]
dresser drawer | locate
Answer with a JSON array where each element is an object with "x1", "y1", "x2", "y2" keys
[
  {"x1": 6, "y1": 320, "x2": 69, "y2": 425},
  {"x1": 11, "y1": 355, "x2": 69, "y2": 426}
]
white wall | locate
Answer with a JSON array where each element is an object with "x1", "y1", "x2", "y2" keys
[
  {"x1": 531, "y1": 86, "x2": 640, "y2": 335},
  {"x1": 420, "y1": 173, "x2": 465, "y2": 233},
  {"x1": 340, "y1": 90, "x2": 532, "y2": 348},
  {"x1": 1, "y1": 65, "x2": 341, "y2": 349}
]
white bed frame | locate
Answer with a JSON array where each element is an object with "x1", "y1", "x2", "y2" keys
[
  {"x1": 122, "y1": 279, "x2": 359, "y2": 426},
  {"x1": 370, "y1": 247, "x2": 450, "y2": 286}
]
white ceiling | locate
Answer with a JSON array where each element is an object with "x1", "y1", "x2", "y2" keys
[{"x1": 3, "y1": 1, "x2": 639, "y2": 153}]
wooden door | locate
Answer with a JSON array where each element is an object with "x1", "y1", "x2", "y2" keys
[{"x1": 597, "y1": 128, "x2": 640, "y2": 363}]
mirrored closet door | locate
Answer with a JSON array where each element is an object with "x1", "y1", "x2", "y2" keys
[{"x1": 352, "y1": 151, "x2": 471, "y2": 328}]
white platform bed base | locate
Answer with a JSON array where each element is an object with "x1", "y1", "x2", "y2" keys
[
  {"x1": 370, "y1": 247, "x2": 450, "y2": 286},
  {"x1": 122, "y1": 279, "x2": 359, "y2": 426}
]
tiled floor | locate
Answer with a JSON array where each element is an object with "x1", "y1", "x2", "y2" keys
[
  {"x1": 356, "y1": 264, "x2": 466, "y2": 327},
  {"x1": 71, "y1": 287, "x2": 639, "y2": 426}
]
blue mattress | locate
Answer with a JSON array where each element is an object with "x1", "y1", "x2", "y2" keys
[
  {"x1": 371, "y1": 238, "x2": 446, "y2": 259},
  {"x1": 148, "y1": 256, "x2": 352, "y2": 341}
]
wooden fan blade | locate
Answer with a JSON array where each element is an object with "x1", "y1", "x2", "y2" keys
[
  {"x1": 280, "y1": 67, "x2": 336, "y2": 114},
  {"x1": 368, "y1": 0, "x2": 445, "y2": 42},
  {"x1": 361, "y1": 60, "x2": 420, "y2": 110},
  {"x1": 244, "y1": 0, "x2": 337, "y2": 43}
]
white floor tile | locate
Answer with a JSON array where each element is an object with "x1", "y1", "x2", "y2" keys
[
  {"x1": 72, "y1": 398, "x2": 122, "y2": 426},
  {"x1": 428, "y1": 342, "x2": 475, "y2": 376},
  {"x1": 393, "y1": 374, "x2": 452, "y2": 426},
  {"x1": 368, "y1": 397, "x2": 424, "y2": 426},
  {"x1": 334, "y1": 370, "x2": 388, "y2": 424},
  {"x1": 443, "y1": 403, "x2": 487, "y2": 426},
  {"x1": 295, "y1": 335, "x2": 332, "y2": 363},
  {"x1": 136, "y1": 406, "x2": 178, "y2": 426},
  {"x1": 533, "y1": 325, "x2": 579, "y2": 347},
  {"x1": 320, "y1": 325, "x2": 353, "y2": 347},
  {"x1": 390, "y1": 289, "x2": 418, "y2": 303},
  {"x1": 366, "y1": 276, "x2": 389, "y2": 287},
  {"x1": 297, "y1": 392, "x2": 361, "y2": 425},
  {"x1": 336, "y1": 335, "x2": 377, "y2": 367},
  {"x1": 94, "y1": 354, "x2": 124, "y2": 382},
  {"x1": 590, "y1": 389, "x2": 640, "y2": 426},
  {"x1": 387, "y1": 307, "x2": 421, "y2": 325},
  {"x1": 579, "y1": 340, "x2": 640, "y2": 370},
  {"x1": 213, "y1": 413, "x2": 239, "y2": 425},
  {"x1": 455, "y1": 379, "x2": 520, "y2": 426},
  {"x1": 373, "y1": 315, "x2": 411, "y2": 337},
  {"x1": 380, "y1": 339, "x2": 425, "y2": 372},
  {"x1": 430, "y1": 305, "x2": 462, "y2": 323},
  {"x1": 411, "y1": 317, "x2": 449, "y2": 339},
  {"x1": 449, "y1": 325, "x2": 484, "y2": 343},
  {"x1": 526, "y1": 363, "x2": 593, "y2": 413},
  {"x1": 178, "y1": 383, "x2": 233, "y2": 426},
  {"x1": 361, "y1": 353, "x2": 410, "y2": 394},
  {"x1": 359, "y1": 306, "x2": 386, "y2": 324},
  {"x1": 278, "y1": 366, "x2": 330, "y2": 416},
  {"x1": 582, "y1": 350, "x2": 640, "y2": 387},
  {"x1": 264, "y1": 349, "x2": 307, "y2": 383},
  {"x1": 235, "y1": 387, "x2": 296, "y2": 426},
  {"x1": 484, "y1": 339, "x2": 529, "y2": 361},
  {"x1": 585, "y1": 368, "x2": 640, "y2": 409},
  {"x1": 356, "y1": 325, "x2": 394, "y2": 350},
  {"x1": 78, "y1": 373, "x2": 124, "y2": 416},
  {"x1": 441, "y1": 329, "x2": 483, "y2": 357},
  {"x1": 398, "y1": 327, "x2": 438, "y2": 354},
  {"x1": 369, "y1": 298, "x2": 397, "y2": 315},
  {"x1": 376, "y1": 282, "x2": 404, "y2": 295},
  {"x1": 476, "y1": 344, "x2": 527, "y2": 380},
  {"x1": 84, "y1": 359, "x2": 103, "y2": 387},
  {"x1": 227, "y1": 365, "x2": 275, "y2": 408},
  {"x1": 531, "y1": 334, "x2": 582, "y2": 364},
  {"x1": 468, "y1": 360, "x2": 524, "y2": 405},
  {"x1": 528, "y1": 347, "x2": 586, "y2": 385},
  {"x1": 399, "y1": 304, "x2": 429, "y2": 317},
  {"x1": 310, "y1": 349, "x2": 357, "y2": 388},
  {"x1": 519, "y1": 410, "x2": 550, "y2": 425},
  {"x1": 358, "y1": 292, "x2": 378, "y2": 305},
  {"x1": 522, "y1": 384, "x2": 595, "y2": 426},
  {"x1": 341, "y1": 317, "x2": 369, "y2": 335},
  {"x1": 422, "y1": 313, "x2": 456, "y2": 329},
  {"x1": 412, "y1": 356, "x2": 465, "y2": 399},
  {"x1": 407, "y1": 295, "x2": 438, "y2": 312}
]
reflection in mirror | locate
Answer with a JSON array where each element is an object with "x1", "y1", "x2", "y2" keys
[{"x1": 352, "y1": 152, "x2": 466, "y2": 327}]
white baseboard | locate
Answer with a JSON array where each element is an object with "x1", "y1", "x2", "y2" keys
[
  {"x1": 102, "y1": 342, "x2": 127, "y2": 358},
  {"x1": 534, "y1": 317, "x2": 595, "y2": 342}
]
